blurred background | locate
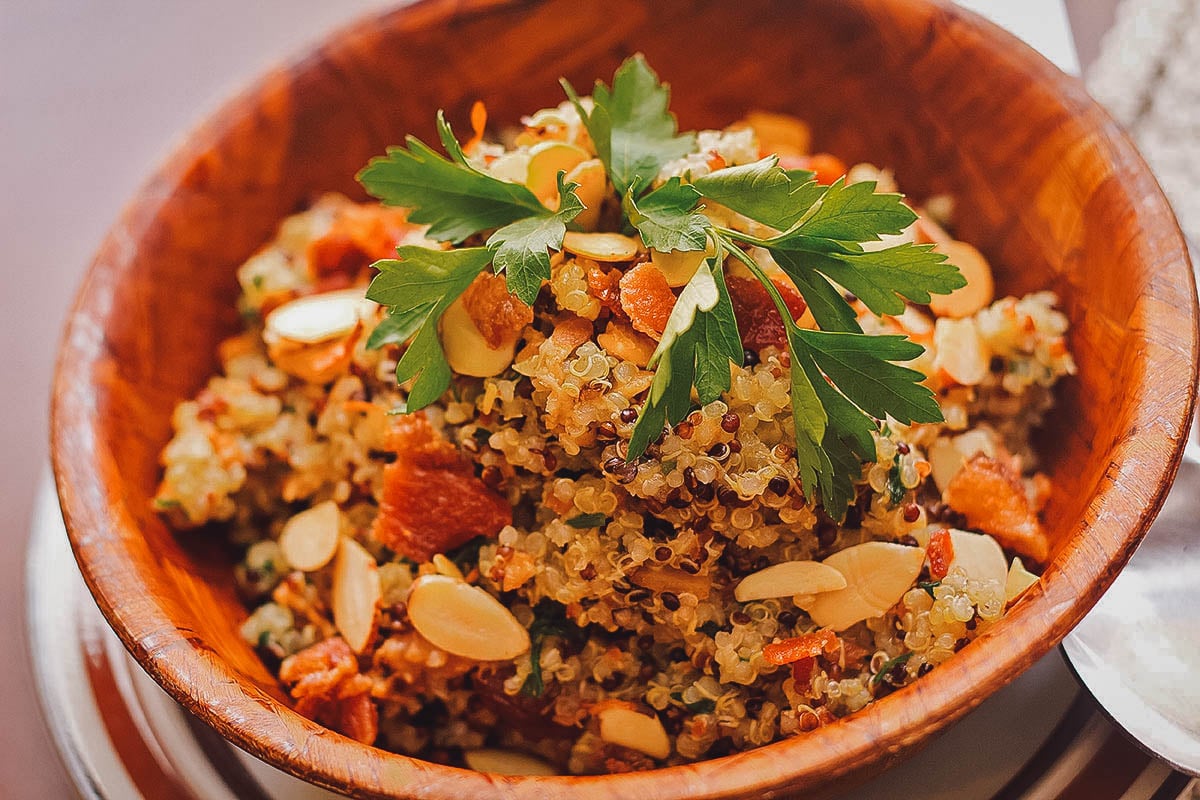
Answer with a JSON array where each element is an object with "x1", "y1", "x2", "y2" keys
[{"x1": 0, "y1": 0, "x2": 1184, "y2": 795}]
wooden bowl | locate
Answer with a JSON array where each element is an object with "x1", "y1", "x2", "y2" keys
[{"x1": 51, "y1": 0, "x2": 1198, "y2": 797}]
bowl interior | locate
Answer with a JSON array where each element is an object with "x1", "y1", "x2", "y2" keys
[{"x1": 52, "y1": 0, "x2": 1197, "y2": 797}]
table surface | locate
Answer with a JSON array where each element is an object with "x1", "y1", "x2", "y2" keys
[{"x1": 0, "y1": 1, "x2": 1104, "y2": 795}]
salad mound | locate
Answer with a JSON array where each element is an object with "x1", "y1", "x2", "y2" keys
[{"x1": 155, "y1": 56, "x2": 1074, "y2": 774}]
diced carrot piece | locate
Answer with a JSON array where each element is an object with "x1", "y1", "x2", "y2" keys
[
  {"x1": 619, "y1": 261, "x2": 676, "y2": 338},
  {"x1": 778, "y1": 153, "x2": 847, "y2": 185},
  {"x1": 464, "y1": 100, "x2": 487, "y2": 155},
  {"x1": 942, "y1": 455, "x2": 1050, "y2": 563},
  {"x1": 460, "y1": 271, "x2": 534, "y2": 348},
  {"x1": 763, "y1": 628, "x2": 840, "y2": 666},
  {"x1": 306, "y1": 202, "x2": 417, "y2": 279},
  {"x1": 927, "y1": 528, "x2": 955, "y2": 581},
  {"x1": 372, "y1": 414, "x2": 511, "y2": 562},
  {"x1": 726, "y1": 276, "x2": 808, "y2": 350}
]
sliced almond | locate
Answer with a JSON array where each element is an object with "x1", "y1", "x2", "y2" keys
[
  {"x1": 946, "y1": 529, "x2": 1007, "y2": 588},
  {"x1": 734, "y1": 560, "x2": 846, "y2": 602},
  {"x1": 486, "y1": 150, "x2": 532, "y2": 184},
  {"x1": 932, "y1": 317, "x2": 991, "y2": 386},
  {"x1": 406, "y1": 574, "x2": 530, "y2": 661},
  {"x1": 629, "y1": 565, "x2": 711, "y2": 598},
  {"x1": 331, "y1": 536, "x2": 381, "y2": 653},
  {"x1": 565, "y1": 159, "x2": 606, "y2": 231},
  {"x1": 279, "y1": 500, "x2": 342, "y2": 571},
  {"x1": 596, "y1": 703, "x2": 671, "y2": 760},
  {"x1": 1005, "y1": 557, "x2": 1040, "y2": 604},
  {"x1": 807, "y1": 542, "x2": 926, "y2": 631},
  {"x1": 264, "y1": 288, "x2": 375, "y2": 345},
  {"x1": 928, "y1": 438, "x2": 966, "y2": 493},
  {"x1": 930, "y1": 430, "x2": 998, "y2": 491},
  {"x1": 650, "y1": 245, "x2": 714, "y2": 287},
  {"x1": 440, "y1": 296, "x2": 517, "y2": 378},
  {"x1": 563, "y1": 231, "x2": 640, "y2": 262},
  {"x1": 526, "y1": 141, "x2": 590, "y2": 206},
  {"x1": 463, "y1": 748, "x2": 558, "y2": 776},
  {"x1": 929, "y1": 240, "x2": 994, "y2": 319}
]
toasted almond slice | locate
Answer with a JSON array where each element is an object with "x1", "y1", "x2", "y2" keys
[
  {"x1": 629, "y1": 564, "x2": 711, "y2": 598},
  {"x1": 597, "y1": 704, "x2": 671, "y2": 760},
  {"x1": 734, "y1": 560, "x2": 846, "y2": 602},
  {"x1": 807, "y1": 542, "x2": 926, "y2": 631},
  {"x1": 932, "y1": 317, "x2": 991, "y2": 386},
  {"x1": 650, "y1": 245, "x2": 713, "y2": 287},
  {"x1": 565, "y1": 159, "x2": 606, "y2": 231},
  {"x1": 929, "y1": 240, "x2": 994, "y2": 319},
  {"x1": 279, "y1": 500, "x2": 342, "y2": 571},
  {"x1": 946, "y1": 529, "x2": 1007, "y2": 588},
  {"x1": 1005, "y1": 557, "x2": 1040, "y2": 604},
  {"x1": 332, "y1": 536, "x2": 381, "y2": 653},
  {"x1": 432, "y1": 553, "x2": 465, "y2": 580},
  {"x1": 440, "y1": 296, "x2": 517, "y2": 378},
  {"x1": 265, "y1": 288, "x2": 374, "y2": 345},
  {"x1": 563, "y1": 231, "x2": 640, "y2": 262},
  {"x1": 463, "y1": 748, "x2": 558, "y2": 776},
  {"x1": 930, "y1": 430, "x2": 999, "y2": 491},
  {"x1": 928, "y1": 438, "x2": 966, "y2": 493},
  {"x1": 486, "y1": 150, "x2": 532, "y2": 184},
  {"x1": 526, "y1": 141, "x2": 591, "y2": 206},
  {"x1": 406, "y1": 574, "x2": 530, "y2": 661}
]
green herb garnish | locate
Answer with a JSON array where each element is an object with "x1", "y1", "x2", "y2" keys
[
  {"x1": 871, "y1": 652, "x2": 914, "y2": 686},
  {"x1": 669, "y1": 690, "x2": 717, "y2": 714},
  {"x1": 357, "y1": 54, "x2": 964, "y2": 516},
  {"x1": 565, "y1": 512, "x2": 608, "y2": 529},
  {"x1": 887, "y1": 455, "x2": 906, "y2": 506},
  {"x1": 521, "y1": 601, "x2": 583, "y2": 697},
  {"x1": 918, "y1": 580, "x2": 941, "y2": 598}
]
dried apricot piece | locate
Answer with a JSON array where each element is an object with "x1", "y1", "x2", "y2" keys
[
  {"x1": 584, "y1": 259, "x2": 624, "y2": 316},
  {"x1": 762, "y1": 628, "x2": 839, "y2": 665},
  {"x1": 726, "y1": 275, "x2": 807, "y2": 350},
  {"x1": 927, "y1": 528, "x2": 954, "y2": 581},
  {"x1": 460, "y1": 271, "x2": 534, "y2": 349},
  {"x1": 371, "y1": 414, "x2": 511, "y2": 562},
  {"x1": 942, "y1": 455, "x2": 1050, "y2": 563},
  {"x1": 306, "y1": 202, "x2": 416, "y2": 279},
  {"x1": 619, "y1": 261, "x2": 676, "y2": 338}
]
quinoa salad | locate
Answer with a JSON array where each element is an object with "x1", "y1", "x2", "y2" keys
[{"x1": 154, "y1": 57, "x2": 1075, "y2": 775}]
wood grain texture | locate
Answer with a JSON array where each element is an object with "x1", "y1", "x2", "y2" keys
[{"x1": 50, "y1": 0, "x2": 1198, "y2": 797}]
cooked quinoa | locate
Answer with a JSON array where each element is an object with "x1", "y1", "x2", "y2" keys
[{"x1": 155, "y1": 98, "x2": 1075, "y2": 774}]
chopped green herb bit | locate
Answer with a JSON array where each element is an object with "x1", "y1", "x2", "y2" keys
[
  {"x1": 565, "y1": 512, "x2": 608, "y2": 529},
  {"x1": 871, "y1": 652, "x2": 914, "y2": 685}
]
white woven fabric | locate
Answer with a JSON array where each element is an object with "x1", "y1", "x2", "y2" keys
[{"x1": 1089, "y1": 0, "x2": 1200, "y2": 240}]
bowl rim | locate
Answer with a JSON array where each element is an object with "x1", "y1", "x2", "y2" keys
[{"x1": 50, "y1": 0, "x2": 1199, "y2": 797}]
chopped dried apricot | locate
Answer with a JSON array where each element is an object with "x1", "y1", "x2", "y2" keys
[
  {"x1": 779, "y1": 153, "x2": 847, "y2": 185},
  {"x1": 460, "y1": 271, "x2": 534, "y2": 348},
  {"x1": 619, "y1": 261, "x2": 677, "y2": 338},
  {"x1": 726, "y1": 275, "x2": 808, "y2": 350},
  {"x1": 540, "y1": 316, "x2": 595, "y2": 364},
  {"x1": 942, "y1": 455, "x2": 1050, "y2": 563},
  {"x1": 596, "y1": 320, "x2": 657, "y2": 366},
  {"x1": 763, "y1": 628, "x2": 840, "y2": 665},
  {"x1": 279, "y1": 637, "x2": 379, "y2": 744},
  {"x1": 306, "y1": 203, "x2": 416, "y2": 279},
  {"x1": 371, "y1": 414, "x2": 511, "y2": 562},
  {"x1": 584, "y1": 259, "x2": 624, "y2": 316},
  {"x1": 927, "y1": 528, "x2": 955, "y2": 581}
]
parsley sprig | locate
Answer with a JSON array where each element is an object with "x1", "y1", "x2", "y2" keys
[{"x1": 356, "y1": 54, "x2": 964, "y2": 515}]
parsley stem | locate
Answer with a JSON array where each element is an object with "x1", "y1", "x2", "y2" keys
[
  {"x1": 720, "y1": 236, "x2": 803, "y2": 337},
  {"x1": 713, "y1": 226, "x2": 777, "y2": 249}
]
